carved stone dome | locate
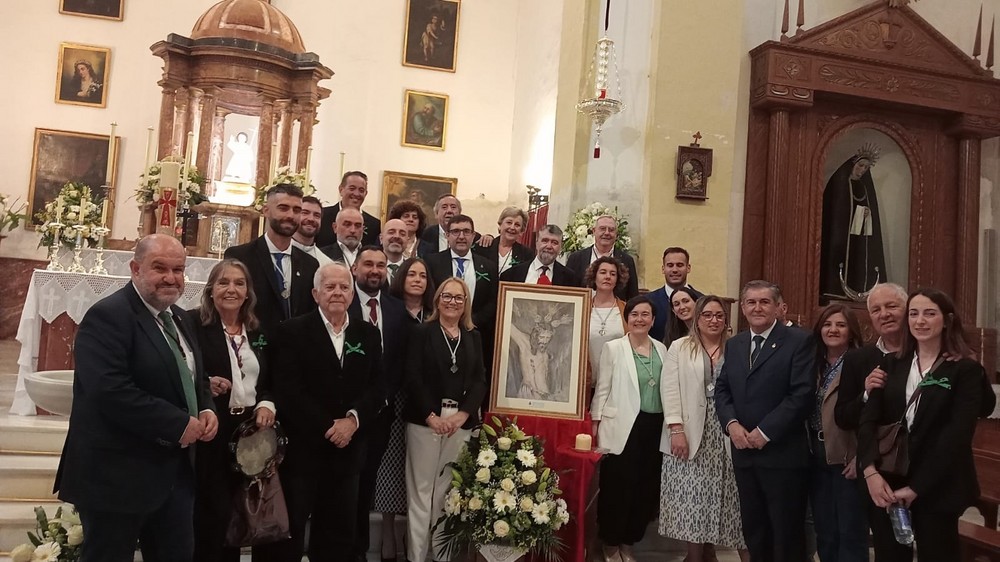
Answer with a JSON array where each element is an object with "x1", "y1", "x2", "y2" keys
[{"x1": 191, "y1": 0, "x2": 306, "y2": 55}]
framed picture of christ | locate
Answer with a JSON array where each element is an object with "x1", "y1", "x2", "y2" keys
[
  {"x1": 490, "y1": 283, "x2": 592, "y2": 421},
  {"x1": 402, "y1": 0, "x2": 460, "y2": 72},
  {"x1": 27, "y1": 128, "x2": 120, "y2": 230},
  {"x1": 60, "y1": 0, "x2": 124, "y2": 21}
]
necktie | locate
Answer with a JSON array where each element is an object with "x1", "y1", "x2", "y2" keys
[
  {"x1": 368, "y1": 298, "x2": 379, "y2": 326},
  {"x1": 157, "y1": 311, "x2": 198, "y2": 414},
  {"x1": 455, "y1": 257, "x2": 467, "y2": 278},
  {"x1": 538, "y1": 265, "x2": 552, "y2": 285},
  {"x1": 750, "y1": 334, "x2": 765, "y2": 367},
  {"x1": 387, "y1": 263, "x2": 399, "y2": 281},
  {"x1": 273, "y1": 252, "x2": 290, "y2": 318}
]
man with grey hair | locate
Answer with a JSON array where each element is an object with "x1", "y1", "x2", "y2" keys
[
  {"x1": 55, "y1": 234, "x2": 217, "y2": 562},
  {"x1": 565, "y1": 214, "x2": 639, "y2": 299},
  {"x1": 262, "y1": 261, "x2": 384, "y2": 562},
  {"x1": 417, "y1": 193, "x2": 484, "y2": 256},
  {"x1": 320, "y1": 207, "x2": 365, "y2": 268},
  {"x1": 501, "y1": 224, "x2": 580, "y2": 286},
  {"x1": 715, "y1": 280, "x2": 815, "y2": 562}
]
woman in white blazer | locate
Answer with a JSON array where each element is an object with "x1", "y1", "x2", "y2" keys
[
  {"x1": 591, "y1": 296, "x2": 666, "y2": 562},
  {"x1": 658, "y1": 295, "x2": 749, "y2": 562}
]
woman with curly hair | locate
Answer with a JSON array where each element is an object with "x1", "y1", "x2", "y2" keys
[{"x1": 388, "y1": 200, "x2": 426, "y2": 259}]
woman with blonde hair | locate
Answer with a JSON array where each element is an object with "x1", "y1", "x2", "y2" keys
[
  {"x1": 659, "y1": 295, "x2": 749, "y2": 562},
  {"x1": 473, "y1": 206, "x2": 534, "y2": 273}
]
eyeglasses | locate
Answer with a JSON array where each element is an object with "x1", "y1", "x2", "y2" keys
[
  {"x1": 440, "y1": 293, "x2": 466, "y2": 304},
  {"x1": 699, "y1": 312, "x2": 726, "y2": 321},
  {"x1": 448, "y1": 228, "x2": 474, "y2": 236}
]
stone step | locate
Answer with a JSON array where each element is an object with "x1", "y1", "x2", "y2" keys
[
  {"x1": 0, "y1": 500, "x2": 63, "y2": 554},
  {"x1": 0, "y1": 454, "x2": 59, "y2": 502},
  {"x1": 0, "y1": 415, "x2": 68, "y2": 455}
]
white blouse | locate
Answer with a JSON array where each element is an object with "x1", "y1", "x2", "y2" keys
[{"x1": 224, "y1": 325, "x2": 272, "y2": 412}]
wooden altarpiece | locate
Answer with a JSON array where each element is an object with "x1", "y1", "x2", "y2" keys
[{"x1": 741, "y1": 1, "x2": 1000, "y2": 352}]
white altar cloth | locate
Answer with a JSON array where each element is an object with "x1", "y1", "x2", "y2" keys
[
  {"x1": 54, "y1": 248, "x2": 219, "y2": 282},
  {"x1": 10, "y1": 270, "x2": 207, "y2": 415}
]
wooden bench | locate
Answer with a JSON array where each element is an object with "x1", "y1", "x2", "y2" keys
[
  {"x1": 959, "y1": 520, "x2": 1000, "y2": 561},
  {"x1": 960, "y1": 419, "x2": 1000, "y2": 560}
]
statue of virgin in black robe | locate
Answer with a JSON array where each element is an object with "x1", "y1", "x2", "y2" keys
[{"x1": 820, "y1": 154, "x2": 887, "y2": 300}]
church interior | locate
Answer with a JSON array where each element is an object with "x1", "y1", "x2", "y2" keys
[{"x1": 1, "y1": 0, "x2": 1000, "y2": 560}]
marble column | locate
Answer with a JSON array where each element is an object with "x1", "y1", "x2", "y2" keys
[
  {"x1": 296, "y1": 102, "x2": 317, "y2": 173},
  {"x1": 158, "y1": 86, "x2": 178, "y2": 160},
  {"x1": 209, "y1": 107, "x2": 230, "y2": 193},
  {"x1": 171, "y1": 87, "x2": 191, "y2": 159},
  {"x1": 256, "y1": 98, "x2": 276, "y2": 186},
  {"x1": 187, "y1": 88, "x2": 204, "y2": 168},
  {"x1": 276, "y1": 100, "x2": 294, "y2": 169},
  {"x1": 196, "y1": 87, "x2": 218, "y2": 183}
]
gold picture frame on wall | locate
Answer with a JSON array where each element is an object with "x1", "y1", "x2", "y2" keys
[
  {"x1": 402, "y1": 0, "x2": 460, "y2": 72},
  {"x1": 59, "y1": 0, "x2": 124, "y2": 21},
  {"x1": 401, "y1": 89, "x2": 449, "y2": 151},
  {"x1": 27, "y1": 128, "x2": 120, "y2": 231},
  {"x1": 380, "y1": 170, "x2": 457, "y2": 227},
  {"x1": 55, "y1": 43, "x2": 112, "y2": 108}
]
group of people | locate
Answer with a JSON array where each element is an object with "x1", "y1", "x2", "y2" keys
[{"x1": 53, "y1": 168, "x2": 996, "y2": 562}]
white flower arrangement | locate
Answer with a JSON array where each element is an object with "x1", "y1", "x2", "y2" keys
[
  {"x1": 252, "y1": 166, "x2": 317, "y2": 211},
  {"x1": 11, "y1": 504, "x2": 82, "y2": 562},
  {"x1": 35, "y1": 183, "x2": 103, "y2": 249},
  {"x1": 562, "y1": 202, "x2": 632, "y2": 253},
  {"x1": 434, "y1": 416, "x2": 567, "y2": 561},
  {"x1": 134, "y1": 156, "x2": 207, "y2": 209},
  {"x1": 0, "y1": 192, "x2": 27, "y2": 234}
]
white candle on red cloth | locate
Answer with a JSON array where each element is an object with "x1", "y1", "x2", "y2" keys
[{"x1": 574, "y1": 433, "x2": 592, "y2": 451}]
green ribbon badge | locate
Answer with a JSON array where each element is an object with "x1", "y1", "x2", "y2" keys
[
  {"x1": 919, "y1": 376, "x2": 951, "y2": 390},
  {"x1": 345, "y1": 341, "x2": 365, "y2": 356},
  {"x1": 476, "y1": 271, "x2": 491, "y2": 282},
  {"x1": 251, "y1": 334, "x2": 268, "y2": 349}
]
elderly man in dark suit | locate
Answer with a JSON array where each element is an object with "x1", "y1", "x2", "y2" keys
[
  {"x1": 347, "y1": 246, "x2": 410, "y2": 562},
  {"x1": 224, "y1": 183, "x2": 318, "y2": 334},
  {"x1": 714, "y1": 280, "x2": 816, "y2": 562},
  {"x1": 647, "y1": 247, "x2": 703, "y2": 341},
  {"x1": 500, "y1": 224, "x2": 580, "y2": 287},
  {"x1": 316, "y1": 171, "x2": 381, "y2": 248},
  {"x1": 54, "y1": 234, "x2": 217, "y2": 562},
  {"x1": 564, "y1": 214, "x2": 639, "y2": 300},
  {"x1": 263, "y1": 262, "x2": 384, "y2": 562}
]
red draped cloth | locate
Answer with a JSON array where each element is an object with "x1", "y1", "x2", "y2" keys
[
  {"x1": 486, "y1": 413, "x2": 602, "y2": 562},
  {"x1": 520, "y1": 205, "x2": 550, "y2": 250}
]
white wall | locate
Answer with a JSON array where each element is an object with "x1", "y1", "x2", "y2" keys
[{"x1": 0, "y1": 0, "x2": 524, "y2": 259}]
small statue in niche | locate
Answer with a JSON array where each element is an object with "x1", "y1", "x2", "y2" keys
[{"x1": 820, "y1": 143, "x2": 887, "y2": 301}]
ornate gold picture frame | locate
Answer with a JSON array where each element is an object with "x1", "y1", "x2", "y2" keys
[
  {"x1": 380, "y1": 170, "x2": 457, "y2": 227},
  {"x1": 55, "y1": 43, "x2": 112, "y2": 108}
]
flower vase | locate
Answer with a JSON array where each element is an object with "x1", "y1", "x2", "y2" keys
[{"x1": 477, "y1": 543, "x2": 527, "y2": 562}]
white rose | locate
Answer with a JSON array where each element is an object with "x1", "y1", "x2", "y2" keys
[
  {"x1": 496, "y1": 437, "x2": 512, "y2": 451},
  {"x1": 519, "y1": 497, "x2": 534, "y2": 512},
  {"x1": 500, "y1": 478, "x2": 515, "y2": 492},
  {"x1": 468, "y1": 496, "x2": 483, "y2": 511},
  {"x1": 67, "y1": 524, "x2": 84, "y2": 546},
  {"x1": 60, "y1": 505, "x2": 80, "y2": 526},
  {"x1": 521, "y1": 470, "x2": 537, "y2": 485},
  {"x1": 477, "y1": 449, "x2": 498, "y2": 468},
  {"x1": 516, "y1": 449, "x2": 537, "y2": 467},
  {"x1": 475, "y1": 467, "x2": 491, "y2": 483},
  {"x1": 493, "y1": 519, "x2": 510, "y2": 538},
  {"x1": 10, "y1": 543, "x2": 34, "y2": 562}
]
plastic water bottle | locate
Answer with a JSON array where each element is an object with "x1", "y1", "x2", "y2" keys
[{"x1": 887, "y1": 503, "x2": 915, "y2": 545}]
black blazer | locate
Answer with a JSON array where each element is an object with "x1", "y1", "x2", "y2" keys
[
  {"x1": 348, "y1": 291, "x2": 410, "y2": 403},
  {"x1": 424, "y1": 250, "x2": 499, "y2": 335},
  {"x1": 418, "y1": 224, "x2": 482, "y2": 258},
  {"x1": 272, "y1": 310, "x2": 384, "y2": 462},
  {"x1": 55, "y1": 284, "x2": 213, "y2": 513},
  {"x1": 472, "y1": 239, "x2": 535, "y2": 271},
  {"x1": 834, "y1": 344, "x2": 886, "y2": 431},
  {"x1": 316, "y1": 203, "x2": 380, "y2": 248},
  {"x1": 499, "y1": 260, "x2": 581, "y2": 287},
  {"x1": 318, "y1": 241, "x2": 348, "y2": 265},
  {"x1": 403, "y1": 321, "x2": 486, "y2": 430},
  {"x1": 646, "y1": 284, "x2": 705, "y2": 342},
  {"x1": 714, "y1": 322, "x2": 816, "y2": 469},
  {"x1": 858, "y1": 354, "x2": 995, "y2": 513},
  {"x1": 224, "y1": 237, "x2": 319, "y2": 335},
  {"x1": 565, "y1": 246, "x2": 640, "y2": 301}
]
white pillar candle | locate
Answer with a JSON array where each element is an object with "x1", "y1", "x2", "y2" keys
[
  {"x1": 339, "y1": 151, "x2": 346, "y2": 178},
  {"x1": 105, "y1": 122, "x2": 117, "y2": 185},
  {"x1": 269, "y1": 141, "x2": 278, "y2": 182},
  {"x1": 100, "y1": 199, "x2": 109, "y2": 227},
  {"x1": 55, "y1": 196, "x2": 64, "y2": 223},
  {"x1": 574, "y1": 433, "x2": 592, "y2": 451},
  {"x1": 304, "y1": 146, "x2": 313, "y2": 187},
  {"x1": 142, "y1": 126, "x2": 154, "y2": 189}
]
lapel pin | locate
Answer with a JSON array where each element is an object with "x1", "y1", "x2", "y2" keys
[{"x1": 771, "y1": 343, "x2": 776, "y2": 348}]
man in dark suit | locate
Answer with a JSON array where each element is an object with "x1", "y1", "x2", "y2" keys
[
  {"x1": 264, "y1": 262, "x2": 384, "y2": 562},
  {"x1": 55, "y1": 234, "x2": 218, "y2": 562},
  {"x1": 647, "y1": 247, "x2": 704, "y2": 341},
  {"x1": 714, "y1": 280, "x2": 815, "y2": 562},
  {"x1": 347, "y1": 246, "x2": 410, "y2": 562},
  {"x1": 417, "y1": 194, "x2": 485, "y2": 257},
  {"x1": 225, "y1": 183, "x2": 319, "y2": 334},
  {"x1": 564, "y1": 214, "x2": 639, "y2": 300},
  {"x1": 500, "y1": 224, "x2": 580, "y2": 286},
  {"x1": 316, "y1": 171, "x2": 381, "y2": 248},
  {"x1": 320, "y1": 207, "x2": 364, "y2": 268}
]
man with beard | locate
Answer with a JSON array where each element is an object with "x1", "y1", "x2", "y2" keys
[
  {"x1": 380, "y1": 219, "x2": 408, "y2": 283},
  {"x1": 292, "y1": 195, "x2": 334, "y2": 267},
  {"x1": 321, "y1": 208, "x2": 364, "y2": 268},
  {"x1": 565, "y1": 215, "x2": 639, "y2": 300},
  {"x1": 346, "y1": 246, "x2": 409, "y2": 562},
  {"x1": 316, "y1": 171, "x2": 381, "y2": 248},
  {"x1": 647, "y1": 247, "x2": 703, "y2": 341},
  {"x1": 225, "y1": 184, "x2": 318, "y2": 334},
  {"x1": 417, "y1": 194, "x2": 484, "y2": 256},
  {"x1": 501, "y1": 224, "x2": 580, "y2": 286}
]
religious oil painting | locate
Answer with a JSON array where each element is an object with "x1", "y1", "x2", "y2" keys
[
  {"x1": 401, "y1": 90, "x2": 449, "y2": 150},
  {"x1": 55, "y1": 43, "x2": 112, "y2": 108},
  {"x1": 380, "y1": 170, "x2": 456, "y2": 227},
  {"x1": 491, "y1": 283, "x2": 591, "y2": 420},
  {"x1": 27, "y1": 128, "x2": 120, "y2": 229},
  {"x1": 819, "y1": 128, "x2": 911, "y2": 304},
  {"x1": 60, "y1": 0, "x2": 124, "y2": 21},
  {"x1": 402, "y1": 0, "x2": 460, "y2": 72}
]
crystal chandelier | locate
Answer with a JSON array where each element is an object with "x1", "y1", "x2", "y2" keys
[{"x1": 577, "y1": 2, "x2": 624, "y2": 159}]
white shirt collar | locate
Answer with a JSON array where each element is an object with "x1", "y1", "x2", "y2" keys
[
  {"x1": 133, "y1": 283, "x2": 170, "y2": 315},
  {"x1": 264, "y1": 233, "x2": 292, "y2": 256},
  {"x1": 319, "y1": 308, "x2": 350, "y2": 335},
  {"x1": 751, "y1": 319, "x2": 778, "y2": 341},
  {"x1": 450, "y1": 249, "x2": 471, "y2": 260},
  {"x1": 290, "y1": 238, "x2": 314, "y2": 252},
  {"x1": 357, "y1": 286, "x2": 381, "y2": 304}
]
